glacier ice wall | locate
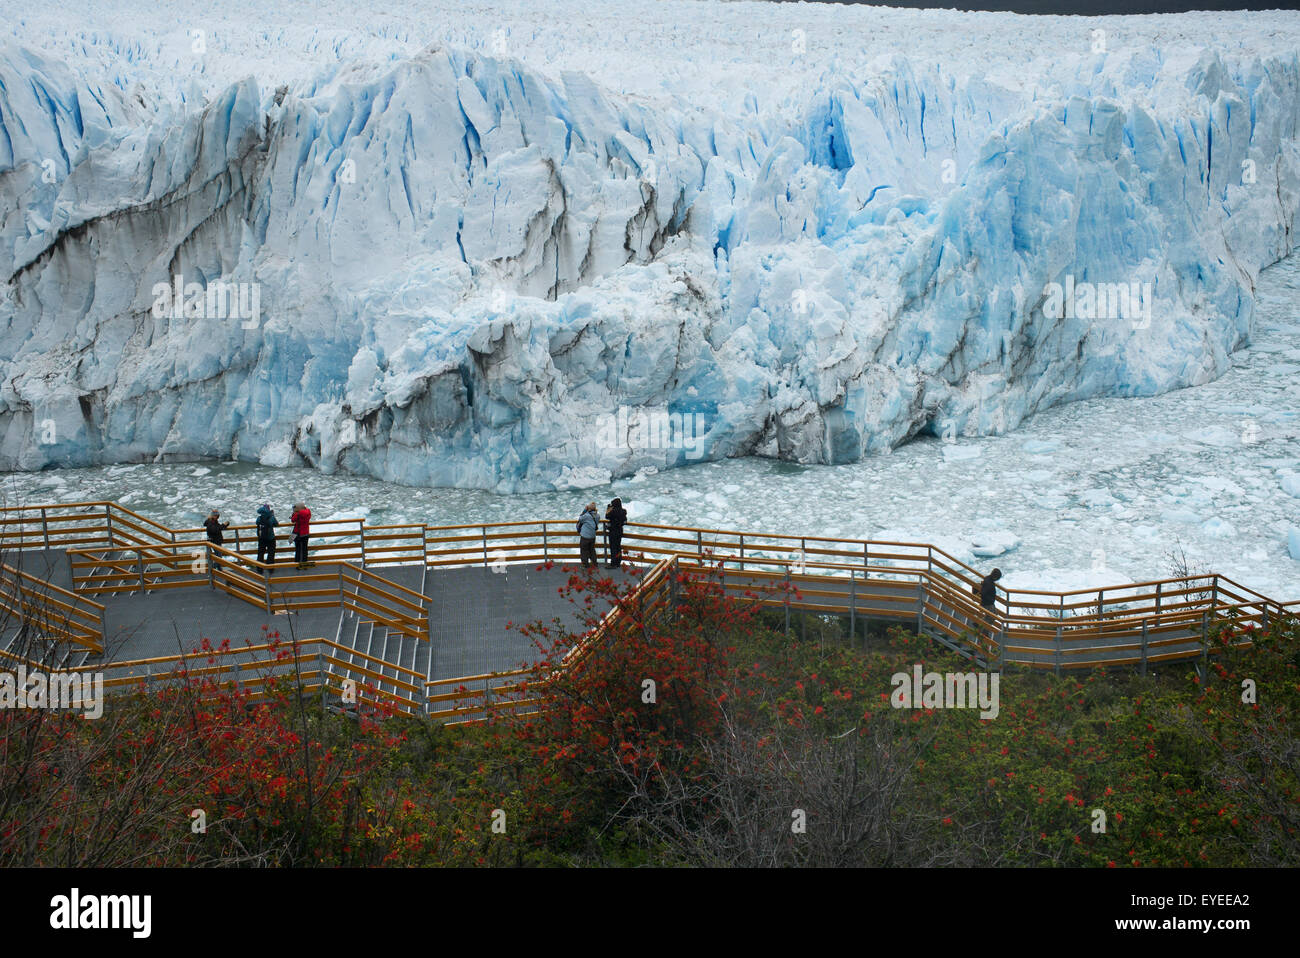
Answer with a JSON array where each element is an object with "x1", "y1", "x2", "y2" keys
[{"x1": 2, "y1": 15, "x2": 1299, "y2": 492}]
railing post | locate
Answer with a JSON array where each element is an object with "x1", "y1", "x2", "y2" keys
[
  {"x1": 206, "y1": 544, "x2": 214, "y2": 591},
  {"x1": 1140, "y1": 620, "x2": 1148, "y2": 676},
  {"x1": 104, "y1": 505, "x2": 113, "y2": 547},
  {"x1": 318, "y1": 647, "x2": 327, "y2": 713},
  {"x1": 420, "y1": 526, "x2": 429, "y2": 594},
  {"x1": 41, "y1": 508, "x2": 49, "y2": 549},
  {"x1": 542, "y1": 523, "x2": 549, "y2": 562},
  {"x1": 784, "y1": 567, "x2": 791, "y2": 637},
  {"x1": 697, "y1": 530, "x2": 703, "y2": 562},
  {"x1": 359, "y1": 520, "x2": 366, "y2": 569},
  {"x1": 863, "y1": 542, "x2": 869, "y2": 577},
  {"x1": 738, "y1": 534, "x2": 744, "y2": 571},
  {"x1": 137, "y1": 552, "x2": 146, "y2": 594},
  {"x1": 1054, "y1": 626, "x2": 1062, "y2": 677},
  {"x1": 1210, "y1": 576, "x2": 1219, "y2": 614},
  {"x1": 265, "y1": 560, "x2": 274, "y2": 613},
  {"x1": 1154, "y1": 581, "x2": 1162, "y2": 619},
  {"x1": 849, "y1": 570, "x2": 856, "y2": 643},
  {"x1": 915, "y1": 580, "x2": 924, "y2": 635},
  {"x1": 1201, "y1": 610, "x2": 1209, "y2": 680},
  {"x1": 482, "y1": 527, "x2": 488, "y2": 568}
]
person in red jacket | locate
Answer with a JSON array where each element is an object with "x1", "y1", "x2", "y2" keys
[{"x1": 290, "y1": 502, "x2": 312, "y2": 568}]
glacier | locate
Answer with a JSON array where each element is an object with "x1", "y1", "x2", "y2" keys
[{"x1": 1, "y1": 1, "x2": 1299, "y2": 493}]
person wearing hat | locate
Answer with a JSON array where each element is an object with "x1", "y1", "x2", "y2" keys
[
  {"x1": 604, "y1": 497, "x2": 627, "y2": 569},
  {"x1": 290, "y1": 501, "x2": 312, "y2": 569},
  {"x1": 203, "y1": 509, "x2": 229, "y2": 545},
  {"x1": 577, "y1": 501, "x2": 599, "y2": 571},
  {"x1": 256, "y1": 503, "x2": 279, "y2": 570}
]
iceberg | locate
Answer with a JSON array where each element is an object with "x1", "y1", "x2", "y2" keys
[{"x1": 1, "y1": 2, "x2": 1299, "y2": 493}]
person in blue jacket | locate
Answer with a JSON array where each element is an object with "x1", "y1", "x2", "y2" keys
[{"x1": 256, "y1": 504, "x2": 278, "y2": 570}]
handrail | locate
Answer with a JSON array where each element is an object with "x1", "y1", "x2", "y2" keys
[
  {"x1": 2, "y1": 500, "x2": 1296, "y2": 663},
  {"x1": 0, "y1": 561, "x2": 106, "y2": 652},
  {"x1": 422, "y1": 555, "x2": 678, "y2": 722},
  {"x1": 338, "y1": 563, "x2": 430, "y2": 641}
]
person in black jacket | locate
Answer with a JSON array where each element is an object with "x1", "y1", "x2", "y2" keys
[
  {"x1": 604, "y1": 497, "x2": 628, "y2": 569},
  {"x1": 204, "y1": 510, "x2": 229, "y2": 545},
  {"x1": 978, "y1": 568, "x2": 1002, "y2": 611}
]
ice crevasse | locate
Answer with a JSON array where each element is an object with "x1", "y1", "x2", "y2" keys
[{"x1": 1, "y1": 34, "x2": 1298, "y2": 492}]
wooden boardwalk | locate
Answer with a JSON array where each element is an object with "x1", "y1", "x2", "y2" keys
[{"x1": 1, "y1": 501, "x2": 1296, "y2": 720}]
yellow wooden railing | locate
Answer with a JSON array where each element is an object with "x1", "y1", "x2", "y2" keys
[
  {"x1": 2, "y1": 500, "x2": 1295, "y2": 674},
  {"x1": 426, "y1": 555, "x2": 679, "y2": 724},
  {"x1": 0, "y1": 636, "x2": 427, "y2": 716},
  {"x1": 0, "y1": 562, "x2": 106, "y2": 653}
]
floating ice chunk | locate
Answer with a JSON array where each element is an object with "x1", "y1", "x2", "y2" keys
[
  {"x1": 1182, "y1": 426, "x2": 1241, "y2": 447},
  {"x1": 942, "y1": 444, "x2": 983, "y2": 462},
  {"x1": 190, "y1": 467, "x2": 211, "y2": 477},
  {"x1": 971, "y1": 530, "x2": 1020, "y2": 558},
  {"x1": 1201, "y1": 517, "x2": 1237, "y2": 538},
  {"x1": 1281, "y1": 474, "x2": 1300, "y2": 498},
  {"x1": 1078, "y1": 488, "x2": 1117, "y2": 508},
  {"x1": 1160, "y1": 507, "x2": 1202, "y2": 524},
  {"x1": 1289, "y1": 527, "x2": 1300, "y2": 562},
  {"x1": 1191, "y1": 476, "x2": 1245, "y2": 497},
  {"x1": 1022, "y1": 440, "x2": 1059, "y2": 455}
]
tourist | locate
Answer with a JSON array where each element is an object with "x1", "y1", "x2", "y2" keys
[
  {"x1": 977, "y1": 567, "x2": 1003, "y2": 645},
  {"x1": 577, "y1": 501, "x2": 599, "y2": 570},
  {"x1": 203, "y1": 509, "x2": 229, "y2": 545},
  {"x1": 291, "y1": 501, "x2": 312, "y2": 568},
  {"x1": 256, "y1": 503, "x2": 278, "y2": 570},
  {"x1": 604, "y1": 497, "x2": 627, "y2": 568},
  {"x1": 979, "y1": 568, "x2": 1003, "y2": 612}
]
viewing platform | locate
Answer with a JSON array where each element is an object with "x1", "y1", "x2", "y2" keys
[{"x1": 1, "y1": 501, "x2": 1296, "y2": 721}]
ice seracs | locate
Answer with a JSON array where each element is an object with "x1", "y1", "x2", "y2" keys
[{"x1": 0, "y1": 2, "x2": 1298, "y2": 492}]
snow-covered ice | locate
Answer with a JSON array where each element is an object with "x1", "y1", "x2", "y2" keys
[{"x1": 1, "y1": 1, "x2": 1298, "y2": 494}]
